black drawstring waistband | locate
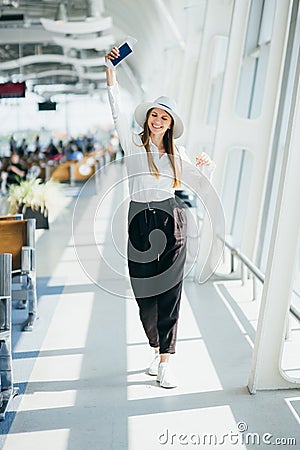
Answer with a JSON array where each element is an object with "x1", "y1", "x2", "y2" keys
[{"x1": 130, "y1": 197, "x2": 177, "y2": 212}]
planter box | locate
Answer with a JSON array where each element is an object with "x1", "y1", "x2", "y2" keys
[{"x1": 19, "y1": 206, "x2": 49, "y2": 229}]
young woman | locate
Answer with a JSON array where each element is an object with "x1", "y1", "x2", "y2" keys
[{"x1": 105, "y1": 47, "x2": 215, "y2": 388}]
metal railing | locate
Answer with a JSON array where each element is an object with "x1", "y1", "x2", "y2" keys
[{"x1": 223, "y1": 239, "x2": 300, "y2": 324}]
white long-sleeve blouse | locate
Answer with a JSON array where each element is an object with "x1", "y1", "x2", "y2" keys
[{"x1": 107, "y1": 83, "x2": 215, "y2": 203}]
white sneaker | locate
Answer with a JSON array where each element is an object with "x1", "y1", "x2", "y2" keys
[
  {"x1": 157, "y1": 362, "x2": 178, "y2": 388},
  {"x1": 147, "y1": 353, "x2": 160, "y2": 376}
]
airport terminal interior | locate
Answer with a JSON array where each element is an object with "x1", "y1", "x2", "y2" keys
[{"x1": 0, "y1": 0, "x2": 300, "y2": 448}]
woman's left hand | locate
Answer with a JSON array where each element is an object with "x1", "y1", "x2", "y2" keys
[{"x1": 195, "y1": 152, "x2": 213, "y2": 167}]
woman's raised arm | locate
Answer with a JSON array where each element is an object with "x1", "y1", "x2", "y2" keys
[
  {"x1": 105, "y1": 47, "x2": 119, "y2": 86},
  {"x1": 105, "y1": 46, "x2": 132, "y2": 155}
]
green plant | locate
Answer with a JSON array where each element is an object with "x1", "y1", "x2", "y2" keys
[{"x1": 7, "y1": 178, "x2": 60, "y2": 215}]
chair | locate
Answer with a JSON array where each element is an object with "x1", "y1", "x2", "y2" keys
[
  {"x1": 0, "y1": 214, "x2": 23, "y2": 221},
  {"x1": 0, "y1": 217, "x2": 37, "y2": 331},
  {"x1": 50, "y1": 157, "x2": 96, "y2": 184},
  {"x1": 0, "y1": 253, "x2": 19, "y2": 420}
]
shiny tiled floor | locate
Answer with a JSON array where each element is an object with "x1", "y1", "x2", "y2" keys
[{"x1": 1, "y1": 162, "x2": 300, "y2": 449}]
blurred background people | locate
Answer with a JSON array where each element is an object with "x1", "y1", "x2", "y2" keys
[{"x1": 6, "y1": 152, "x2": 27, "y2": 186}]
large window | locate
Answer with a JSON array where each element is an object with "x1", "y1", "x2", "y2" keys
[
  {"x1": 235, "y1": 0, "x2": 276, "y2": 119},
  {"x1": 205, "y1": 36, "x2": 228, "y2": 125},
  {"x1": 221, "y1": 148, "x2": 253, "y2": 247}
]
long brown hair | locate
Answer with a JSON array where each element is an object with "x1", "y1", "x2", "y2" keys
[{"x1": 136, "y1": 108, "x2": 181, "y2": 188}]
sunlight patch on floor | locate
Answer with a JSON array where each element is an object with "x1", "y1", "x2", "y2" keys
[
  {"x1": 3, "y1": 429, "x2": 71, "y2": 450},
  {"x1": 37, "y1": 293, "x2": 95, "y2": 350},
  {"x1": 128, "y1": 406, "x2": 246, "y2": 450},
  {"x1": 24, "y1": 354, "x2": 83, "y2": 382},
  {"x1": 14, "y1": 390, "x2": 78, "y2": 412}
]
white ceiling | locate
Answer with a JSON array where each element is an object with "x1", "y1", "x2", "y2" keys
[{"x1": 0, "y1": 0, "x2": 206, "y2": 101}]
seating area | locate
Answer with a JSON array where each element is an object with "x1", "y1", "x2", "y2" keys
[
  {"x1": 0, "y1": 217, "x2": 36, "y2": 419},
  {"x1": 0, "y1": 216, "x2": 37, "y2": 332},
  {"x1": 0, "y1": 148, "x2": 109, "y2": 195}
]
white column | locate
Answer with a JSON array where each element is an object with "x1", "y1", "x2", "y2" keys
[
  {"x1": 86, "y1": 0, "x2": 104, "y2": 18},
  {"x1": 248, "y1": 47, "x2": 300, "y2": 393}
]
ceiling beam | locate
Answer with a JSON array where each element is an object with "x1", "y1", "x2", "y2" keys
[
  {"x1": 0, "y1": 53, "x2": 105, "y2": 70},
  {"x1": 40, "y1": 16, "x2": 112, "y2": 34}
]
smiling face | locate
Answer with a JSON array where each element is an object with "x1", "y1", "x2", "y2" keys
[{"x1": 147, "y1": 108, "x2": 173, "y2": 138}]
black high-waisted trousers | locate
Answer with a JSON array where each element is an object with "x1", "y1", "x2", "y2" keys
[{"x1": 128, "y1": 197, "x2": 187, "y2": 354}]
